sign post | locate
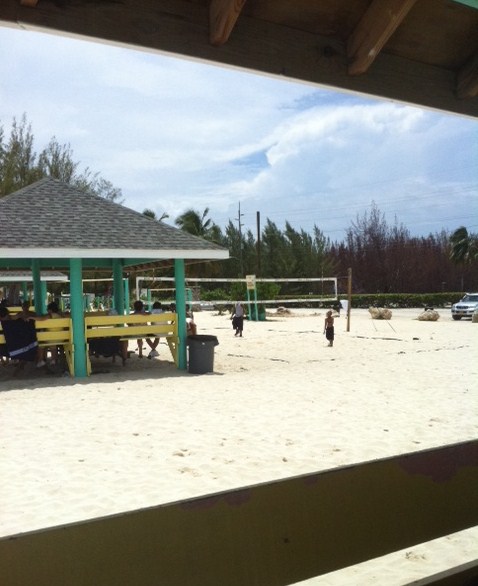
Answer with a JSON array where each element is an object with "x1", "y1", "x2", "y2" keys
[{"x1": 246, "y1": 274, "x2": 258, "y2": 320}]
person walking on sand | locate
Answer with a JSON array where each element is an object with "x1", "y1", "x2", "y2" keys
[
  {"x1": 233, "y1": 301, "x2": 245, "y2": 337},
  {"x1": 324, "y1": 310, "x2": 334, "y2": 347}
]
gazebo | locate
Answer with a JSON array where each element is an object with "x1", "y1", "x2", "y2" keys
[{"x1": 0, "y1": 177, "x2": 229, "y2": 376}]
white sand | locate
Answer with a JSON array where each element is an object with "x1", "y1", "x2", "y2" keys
[{"x1": 1, "y1": 308, "x2": 477, "y2": 584}]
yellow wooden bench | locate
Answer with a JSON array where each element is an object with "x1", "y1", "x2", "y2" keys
[
  {"x1": 84, "y1": 312, "x2": 179, "y2": 374},
  {"x1": 0, "y1": 317, "x2": 74, "y2": 375}
]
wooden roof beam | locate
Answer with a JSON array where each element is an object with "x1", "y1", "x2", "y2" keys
[
  {"x1": 347, "y1": 0, "x2": 418, "y2": 76},
  {"x1": 209, "y1": 0, "x2": 246, "y2": 46},
  {"x1": 456, "y1": 52, "x2": 478, "y2": 98},
  {"x1": 20, "y1": 0, "x2": 38, "y2": 6}
]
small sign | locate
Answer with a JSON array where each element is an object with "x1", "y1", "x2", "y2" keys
[{"x1": 246, "y1": 274, "x2": 256, "y2": 290}]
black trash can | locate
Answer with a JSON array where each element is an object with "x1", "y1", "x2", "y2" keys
[{"x1": 187, "y1": 335, "x2": 219, "y2": 374}]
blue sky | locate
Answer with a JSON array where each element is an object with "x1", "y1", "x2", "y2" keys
[{"x1": 1, "y1": 26, "x2": 477, "y2": 241}]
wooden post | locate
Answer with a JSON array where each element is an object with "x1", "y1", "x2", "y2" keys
[{"x1": 347, "y1": 267, "x2": 352, "y2": 332}]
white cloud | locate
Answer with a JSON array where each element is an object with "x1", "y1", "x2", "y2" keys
[{"x1": 0, "y1": 26, "x2": 477, "y2": 240}]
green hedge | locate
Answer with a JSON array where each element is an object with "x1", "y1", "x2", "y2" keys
[
  {"x1": 343, "y1": 292, "x2": 464, "y2": 309},
  {"x1": 266, "y1": 292, "x2": 464, "y2": 309},
  {"x1": 200, "y1": 290, "x2": 466, "y2": 309}
]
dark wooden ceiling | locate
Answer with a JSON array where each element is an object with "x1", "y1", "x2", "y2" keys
[{"x1": 2, "y1": 0, "x2": 478, "y2": 117}]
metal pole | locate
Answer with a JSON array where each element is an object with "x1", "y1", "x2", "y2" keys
[
  {"x1": 236, "y1": 202, "x2": 244, "y2": 277},
  {"x1": 347, "y1": 268, "x2": 352, "y2": 332},
  {"x1": 256, "y1": 211, "x2": 261, "y2": 277}
]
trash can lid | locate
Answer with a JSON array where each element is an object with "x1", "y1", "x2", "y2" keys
[{"x1": 187, "y1": 334, "x2": 219, "y2": 345}]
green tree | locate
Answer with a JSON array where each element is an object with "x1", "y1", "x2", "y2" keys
[
  {"x1": 0, "y1": 114, "x2": 123, "y2": 202},
  {"x1": 143, "y1": 209, "x2": 158, "y2": 220},
  {"x1": 142, "y1": 209, "x2": 169, "y2": 221},
  {"x1": 449, "y1": 226, "x2": 478, "y2": 264},
  {"x1": 174, "y1": 207, "x2": 222, "y2": 243},
  {"x1": 261, "y1": 219, "x2": 291, "y2": 278},
  {"x1": 449, "y1": 226, "x2": 478, "y2": 290},
  {"x1": 0, "y1": 114, "x2": 40, "y2": 195}
]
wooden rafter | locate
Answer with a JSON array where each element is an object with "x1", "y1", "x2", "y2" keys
[
  {"x1": 347, "y1": 0, "x2": 418, "y2": 75},
  {"x1": 209, "y1": 0, "x2": 246, "y2": 46},
  {"x1": 0, "y1": 0, "x2": 476, "y2": 118},
  {"x1": 20, "y1": 0, "x2": 38, "y2": 6},
  {"x1": 456, "y1": 52, "x2": 478, "y2": 98}
]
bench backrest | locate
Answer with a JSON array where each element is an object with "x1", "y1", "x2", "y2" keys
[
  {"x1": 85, "y1": 312, "x2": 178, "y2": 340},
  {"x1": 35, "y1": 318, "x2": 72, "y2": 345},
  {"x1": 0, "y1": 317, "x2": 72, "y2": 346}
]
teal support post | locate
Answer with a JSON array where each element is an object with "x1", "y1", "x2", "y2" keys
[
  {"x1": 112, "y1": 260, "x2": 125, "y2": 315},
  {"x1": 186, "y1": 287, "x2": 193, "y2": 308},
  {"x1": 31, "y1": 260, "x2": 45, "y2": 314},
  {"x1": 41, "y1": 281, "x2": 48, "y2": 309},
  {"x1": 147, "y1": 288, "x2": 152, "y2": 311},
  {"x1": 21, "y1": 282, "x2": 28, "y2": 304},
  {"x1": 70, "y1": 258, "x2": 87, "y2": 377},
  {"x1": 174, "y1": 259, "x2": 187, "y2": 370},
  {"x1": 253, "y1": 286, "x2": 259, "y2": 321},
  {"x1": 123, "y1": 278, "x2": 130, "y2": 315}
]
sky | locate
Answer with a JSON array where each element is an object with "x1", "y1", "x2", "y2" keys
[{"x1": 1, "y1": 25, "x2": 477, "y2": 242}]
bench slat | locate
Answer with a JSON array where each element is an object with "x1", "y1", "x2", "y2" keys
[{"x1": 85, "y1": 312, "x2": 179, "y2": 371}]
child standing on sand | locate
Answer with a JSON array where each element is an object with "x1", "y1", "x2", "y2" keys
[{"x1": 324, "y1": 310, "x2": 334, "y2": 347}]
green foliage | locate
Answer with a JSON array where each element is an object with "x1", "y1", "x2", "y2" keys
[
  {"x1": 349, "y1": 292, "x2": 462, "y2": 308},
  {"x1": 256, "y1": 282, "x2": 281, "y2": 300},
  {"x1": 0, "y1": 114, "x2": 123, "y2": 201},
  {"x1": 200, "y1": 288, "x2": 229, "y2": 301},
  {"x1": 174, "y1": 207, "x2": 222, "y2": 243},
  {"x1": 449, "y1": 226, "x2": 478, "y2": 264},
  {"x1": 230, "y1": 282, "x2": 246, "y2": 301}
]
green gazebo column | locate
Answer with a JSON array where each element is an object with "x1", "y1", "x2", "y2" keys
[
  {"x1": 174, "y1": 259, "x2": 187, "y2": 370},
  {"x1": 21, "y1": 282, "x2": 28, "y2": 304},
  {"x1": 70, "y1": 258, "x2": 87, "y2": 377},
  {"x1": 123, "y1": 277, "x2": 130, "y2": 315},
  {"x1": 113, "y1": 260, "x2": 125, "y2": 315},
  {"x1": 31, "y1": 259, "x2": 45, "y2": 314},
  {"x1": 41, "y1": 281, "x2": 48, "y2": 308}
]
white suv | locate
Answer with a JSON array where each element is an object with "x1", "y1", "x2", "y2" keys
[{"x1": 451, "y1": 293, "x2": 478, "y2": 320}]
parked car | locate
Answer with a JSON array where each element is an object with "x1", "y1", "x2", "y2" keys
[{"x1": 451, "y1": 293, "x2": 478, "y2": 320}]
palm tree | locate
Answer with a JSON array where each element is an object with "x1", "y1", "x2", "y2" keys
[
  {"x1": 174, "y1": 208, "x2": 224, "y2": 278},
  {"x1": 174, "y1": 207, "x2": 221, "y2": 242},
  {"x1": 449, "y1": 226, "x2": 478, "y2": 264},
  {"x1": 143, "y1": 209, "x2": 169, "y2": 221},
  {"x1": 175, "y1": 208, "x2": 210, "y2": 236},
  {"x1": 142, "y1": 208, "x2": 157, "y2": 220},
  {"x1": 449, "y1": 226, "x2": 478, "y2": 290}
]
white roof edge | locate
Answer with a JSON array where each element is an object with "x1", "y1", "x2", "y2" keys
[
  {"x1": 0, "y1": 248, "x2": 229, "y2": 260},
  {"x1": 0, "y1": 271, "x2": 69, "y2": 282}
]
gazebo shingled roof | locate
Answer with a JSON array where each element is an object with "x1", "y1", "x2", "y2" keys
[
  {"x1": 0, "y1": 178, "x2": 228, "y2": 376},
  {"x1": 0, "y1": 178, "x2": 228, "y2": 269}
]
